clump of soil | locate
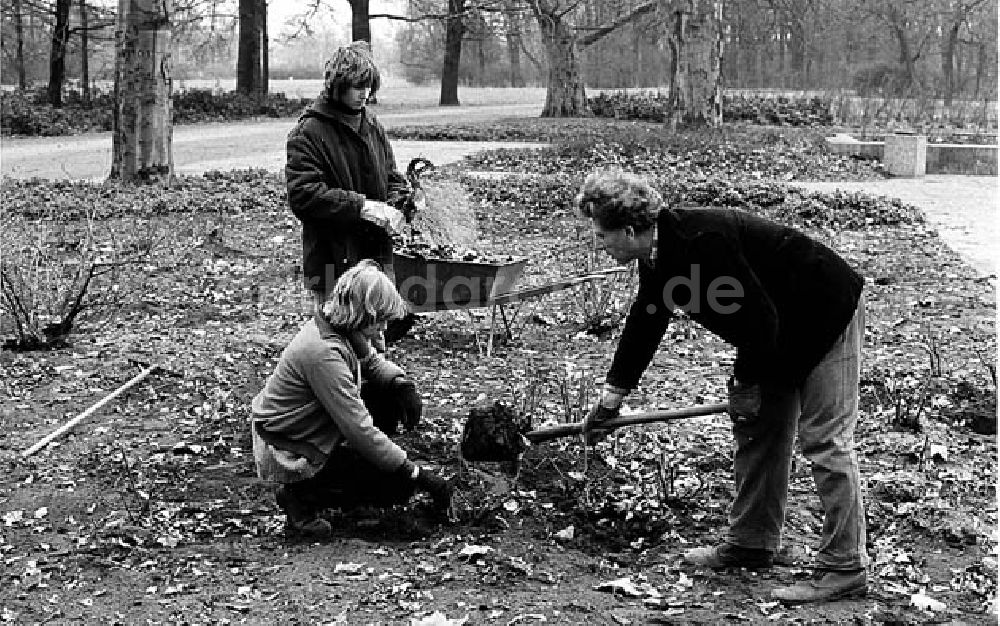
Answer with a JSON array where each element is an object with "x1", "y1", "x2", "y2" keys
[{"x1": 460, "y1": 401, "x2": 531, "y2": 462}]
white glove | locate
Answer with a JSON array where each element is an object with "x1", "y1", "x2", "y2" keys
[{"x1": 361, "y1": 200, "x2": 405, "y2": 235}]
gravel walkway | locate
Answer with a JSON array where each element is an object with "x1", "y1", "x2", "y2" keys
[{"x1": 792, "y1": 176, "x2": 998, "y2": 278}]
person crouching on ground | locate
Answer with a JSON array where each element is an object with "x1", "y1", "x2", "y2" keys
[
  {"x1": 577, "y1": 170, "x2": 869, "y2": 604},
  {"x1": 250, "y1": 260, "x2": 452, "y2": 537}
]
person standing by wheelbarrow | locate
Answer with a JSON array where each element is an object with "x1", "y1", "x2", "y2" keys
[
  {"x1": 577, "y1": 170, "x2": 868, "y2": 604},
  {"x1": 285, "y1": 41, "x2": 415, "y2": 348}
]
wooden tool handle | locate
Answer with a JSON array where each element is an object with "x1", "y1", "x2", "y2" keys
[
  {"x1": 23, "y1": 364, "x2": 160, "y2": 458},
  {"x1": 524, "y1": 402, "x2": 729, "y2": 444}
]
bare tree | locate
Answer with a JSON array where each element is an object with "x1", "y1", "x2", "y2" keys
[
  {"x1": 659, "y1": 0, "x2": 724, "y2": 127},
  {"x1": 529, "y1": 0, "x2": 588, "y2": 116},
  {"x1": 865, "y1": 0, "x2": 938, "y2": 91},
  {"x1": 79, "y1": 0, "x2": 89, "y2": 103},
  {"x1": 46, "y1": 0, "x2": 71, "y2": 106},
  {"x1": 11, "y1": 0, "x2": 27, "y2": 88},
  {"x1": 440, "y1": 0, "x2": 466, "y2": 104},
  {"x1": 527, "y1": 0, "x2": 658, "y2": 117},
  {"x1": 349, "y1": 0, "x2": 372, "y2": 42},
  {"x1": 765, "y1": 0, "x2": 817, "y2": 87},
  {"x1": 109, "y1": 0, "x2": 173, "y2": 182},
  {"x1": 237, "y1": 0, "x2": 266, "y2": 98},
  {"x1": 940, "y1": 0, "x2": 989, "y2": 104},
  {"x1": 503, "y1": 0, "x2": 526, "y2": 86}
]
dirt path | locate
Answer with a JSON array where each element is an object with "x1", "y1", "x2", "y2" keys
[
  {"x1": 792, "y1": 176, "x2": 998, "y2": 278},
  {"x1": 0, "y1": 103, "x2": 545, "y2": 180}
]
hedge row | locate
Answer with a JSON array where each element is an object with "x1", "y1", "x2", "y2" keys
[
  {"x1": 0, "y1": 88, "x2": 310, "y2": 137},
  {"x1": 588, "y1": 92, "x2": 836, "y2": 127}
]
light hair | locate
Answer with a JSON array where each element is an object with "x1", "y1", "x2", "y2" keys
[
  {"x1": 322, "y1": 40, "x2": 381, "y2": 101},
  {"x1": 575, "y1": 169, "x2": 661, "y2": 232},
  {"x1": 322, "y1": 260, "x2": 408, "y2": 330}
]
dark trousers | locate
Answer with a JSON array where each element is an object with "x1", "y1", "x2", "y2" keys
[{"x1": 286, "y1": 382, "x2": 414, "y2": 510}]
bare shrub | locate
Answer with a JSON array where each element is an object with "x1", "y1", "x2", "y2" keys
[{"x1": 1, "y1": 207, "x2": 163, "y2": 350}]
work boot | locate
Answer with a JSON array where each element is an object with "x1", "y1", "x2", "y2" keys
[
  {"x1": 683, "y1": 543, "x2": 774, "y2": 569},
  {"x1": 772, "y1": 570, "x2": 867, "y2": 604},
  {"x1": 276, "y1": 485, "x2": 332, "y2": 538}
]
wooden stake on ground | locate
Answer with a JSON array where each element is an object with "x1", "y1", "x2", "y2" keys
[{"x1": 22, "y1": 364, "x2": 160, "y2": 458}]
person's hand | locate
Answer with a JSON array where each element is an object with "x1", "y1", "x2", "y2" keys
[
  {"x1": 370, "y1": 330, "x2": 387, "y2": 354},
  {"x1": 391, "y1": 376, "x2": 423, "y2": 431},
  {"x1": 361, "y1": 200, "x2": 405, "y2": 235},
  {"x1": 414, "y1": 467, "x2": 453, "y2": 512},
  {"x1": 583, "y1": 389, "x2": 625, "y2": 445},
  {"x1": 727, "y1": 376, "x2": 761, "y2": 423}
]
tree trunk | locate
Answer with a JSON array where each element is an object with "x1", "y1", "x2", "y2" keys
[
  {"x1": 80, "y1": 0, "x2": 90, "y2": 105},
  {"x1": 504, "y1": 1, "x2": 526, "y2": 87},
  {"x1": 47, "y1": 0, "x2": 72, "y2": 107},
  {"x1": 260, "y1": 0, "x2": 268, "y2": 96},
  {"x1": 974, "y1": 41, "x2": 985, "y2": 97},
  {"x1": 237, "y1": 0, "x2": 263, "y2": 98},
  {"x1": 941, "y1": 6, "x2": 966, "y2": 105},
  {"x1": 887, "y1": 6, "x2": 916, "y2": 89},
  {"x1": 13, "y1": 0, "x2": 26, "y2": 90},
  {"x1": 661, "y1": 0, "x2": 723, "y2": 127},
  {"x1": 531, "y1": 1, "x2": 590, "y2": 117},
  {"x1": 109, "y1": 0, "x2": 173, "y2": 183},
  {"x1": 788, "y1": 23, "x2": 806, "y2": 87},
  {"x1": 440, "y1": 0, "x2": 464, "y2": 105},
  {"x1": 350, "y1": 0, "x2": 372, "y2": 43},
  {"x1": 348, "y1": 0, "x2": 374, "y2": 102}
]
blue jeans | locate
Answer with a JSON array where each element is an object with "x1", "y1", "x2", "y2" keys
[{"x1": 725, "y1": 296, "x2": 868, "y2": 571}]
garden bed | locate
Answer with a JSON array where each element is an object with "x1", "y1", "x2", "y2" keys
[{"x1": 1, "y1": 127, "x2": 995, "y2": 623}]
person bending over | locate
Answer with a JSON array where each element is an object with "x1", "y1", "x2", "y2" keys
[{"x1": 578, "y1": 170, "x2": 868, "y2": 604}]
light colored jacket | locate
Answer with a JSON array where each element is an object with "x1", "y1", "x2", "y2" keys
[{"x1": 250, "y1": 312, "x2": 407, "y2": 480}]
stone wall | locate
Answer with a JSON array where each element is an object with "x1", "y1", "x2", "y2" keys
[{"x1": 825, "y1": 134, "x2": 998, "y2": 175}]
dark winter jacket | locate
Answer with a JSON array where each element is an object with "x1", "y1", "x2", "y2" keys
[
  {"x1": 285, "y1": 99, "x2": 409, "y2": 295},
  {"x1": 606, "y1": 207, "x2": 864, "y2": 389}
]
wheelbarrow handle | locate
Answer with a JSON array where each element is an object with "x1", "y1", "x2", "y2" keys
[{"x1": 524, "y1": 402, "x2": 730, "y2": 444}]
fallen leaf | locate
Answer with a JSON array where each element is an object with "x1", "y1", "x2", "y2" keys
[
  {"x1": 410, "y1": 611, "x2": 468, "y2": 626},
  {"x1": 334, "y1": 562, "x2": 365, "y2": 574},
  {"x1": 595, "y1": 577, "x2": 644, "y2": 598},
  {"x1": 457, "y1": 545, "x2": 492, "y2": 561},
  {"x1": 910, "y1": 592, "x2": 946, "y2": 611}
]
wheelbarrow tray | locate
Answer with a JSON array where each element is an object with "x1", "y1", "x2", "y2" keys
[{"x1": 393, "y1": 252, "x2": 528, "y2": 313}]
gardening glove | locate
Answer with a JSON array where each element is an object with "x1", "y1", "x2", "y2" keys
[
  {"x1": 361, "y1": 200, "x2": 406, "y2": 235},
  {"x1": 727, "y1": 376, "x2": 762, "y2": 424},
  {"x1": 391, "y1": 376, "x2": 423, "y2": 431},
  {"x1": 583, "y1": 388, "x2": 625, "y2": 445},
  {"x1": 399, "y1": 460, "x2": 453, "y2": 512}
]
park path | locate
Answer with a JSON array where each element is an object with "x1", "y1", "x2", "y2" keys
[
  {"x1": 0, "y1": 103, "x2": 545, "y2": 181},
  {"x1": 792, "y1": 177, "x2": 998, "y2": 278}
]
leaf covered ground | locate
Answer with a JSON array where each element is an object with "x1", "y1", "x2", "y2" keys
[{"x1": 1, "y1": 123, "x2": 996, "y2": 625}]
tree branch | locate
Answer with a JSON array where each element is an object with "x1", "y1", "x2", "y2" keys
[{"x1": 578, "y1": 0, "x2": 657, "y2": 48}]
